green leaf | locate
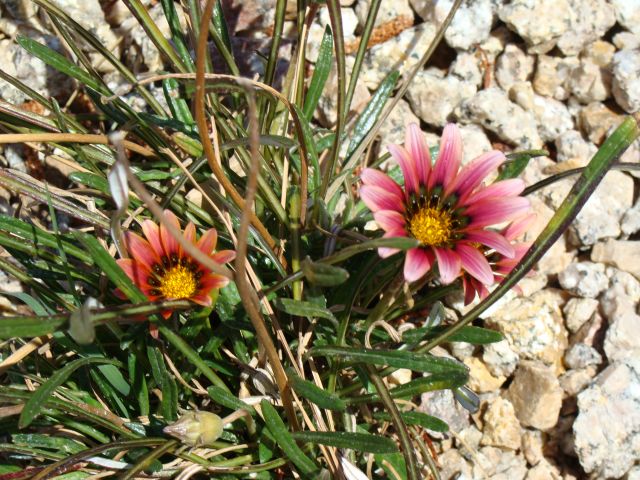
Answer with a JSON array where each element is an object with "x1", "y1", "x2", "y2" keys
[
  {"x1": 0, "y1": 314, "x2": 66, "y2": 338},
  {"x1": 291, "y1": 104, "x2": 321, "y2": 192},
  {"x1": 274, "y1": 298, "x2": 336, "y2": 321},
  {"x1": 291, "y1": 431, "x2": 398, "y2": 454},
  {"x1": 346, "y1": 70, "x2": 400, "y2": 158},
  {"x1": 403, "y1": 325, "x2": 503, "y2": 345},
  {"x1": 19, "y1": 357, "x2": 119, "y2": 428},
  {"x1": 376, "y1": 453, "x2": 407, "y2": 480},
  {"x1": 498, "y1": 150, "x2": 548, "y2": 181},
  {"x1": 303, "y1": 26, "x2": 333, "y2": 120},
  {"x1": 286, "y1": 368, "x2": 346, "y2": 411},
  {"x1": 309, "y1": 346, "x2": 467, "y2": 374},
  {"x1": 300, "y1": 258, "x2": 349, "y2": 286},
  {"x1": 373, "y1": 411, "x2": 449, "y2": 432},
  {"x1": 12, "y1": 433, "x2": 86, "y2": 454},
  {"x1": 207, "y1": 386, "x2": 256, "y2": 416},
  {"x1": 260, "y1": 400, "x2": 318, "y2": 476},
  {"x1": 323, "y1": 237, "x2": 420, "y2": 265}
]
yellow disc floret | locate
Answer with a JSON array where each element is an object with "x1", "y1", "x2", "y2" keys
[
  {"x1": 159, "y1": 265, "x2": 198, "y2": 299},
  {"x1": 409, "y1": 206, "x2": 453, "y2": 247}
]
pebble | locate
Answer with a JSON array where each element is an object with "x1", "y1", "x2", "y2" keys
[
  {"x1": 406, "y1": 69, "x2": 476, "y2": 127},
  {"x1": 437, "y1": 449, "x2": 472, "y2": 479},
  {"x1": 376, "y1": 99, "x2": 419, "y2": 146},
  {"x1": 355, "y1": 0, "x2": 413, "y2": 28},
  {"x1": 317, "y1": 61, "x2": 370, "y2": 127},
  {"x1": 495, "y1": 44, "x2": 535, "y2": 91},
  {"x1": 412, "y1": 0, "x2": 495, "y2": 51},
  {"x1": 591, "y1": 239, "x2": 640, "y2": 280},
  {"x1": 577, "y1": 101, "x2": 624, "y2": 144},
  {"x1": 498, "y1": 0, "x2": 571, "y2": 54},
  {"x1": 464, "y1": 357, "x2": 506, "y2": 393},
  {"x1": 582, "y1": 40, "x2": 616, "y2": 67},
  {"x1": 458, "y1": 124, "x2": 493, "y2": 165},
  {"x1": 627, "y1": 465, "x2": 640, "y2": 480},
  {"x1": 420, "y1": 389, "x2": 470, "y2": 435},
  {"x1": 530, "y1": 88, "x2": 574, "y2": 143},
  {"x1": 525, "y1": 460, "x2": 562, "y2": 480},
  {"x1": 562, "y1": 297, "x2": 599, "y2": 334},
  {"x1": 574, "y1": 357, "x2": 640, "y2": 478},
  {"x1": 564, "y1": 343, "x2": 603, "y2": 369},
  {"x1": 522, "y1": 429, "x2": 544, "y2": 466},
  {"x1": 481, "y1": 397, "x2": 521, "y2": 450},
  {"x1": 533, "y1": 55, "x2": 579, "y2": 100},
  {"x1": 362, "y1": 22, "x2": 436, "y2": 89},
  {"x1": 604, "y1": 310, "x2": 640, "y2": 363},
  {"x1": 455, "y1": 425, "x2": 483, "y2": 460},
  {"x1": 554, "y1": 130, "x2": 597, "y2": 166},
  {"x1": 450, "y1": 52, "x2": 484, "y2": 88},
  {"x1": 610, "y1": 0, "x2": 640, "y2": 35},
  {"x1": 483, "y1": 340, "x2": 520, "y2": 378},
  {"x1": 622, "y1": 198, "x2": 640, "y2": 236},
  {"x1": 477, "y1": 447, "x2": 528, "y2": 480},
  {"x1": 567, "y1": 59, "x2": 611, "y2": 104},
  {"x1": 506, "y1": 361, "x2": 563, "y2": 430},
  {"x1": 555, "y1": 0, "x2": 616, "y2": 56},
  {"x1": 559, "y1": 366, "x2": 597, "y2": 396},
  {"x1": 121, "y1": 3, "x2": 174, "y2": 72},
  {"x1": 558, "y1": 261, "x2": 608, "y2": 298},
  {"x1": 455, "y1": 87, "x2": 542, "y2": 149},
  {"x1": 611, "y1": 49, "x2": 640, "y2": 113},
  {"x1": 613, "y1": 32, "x2": 640, "y2": 50},
  {"x1": 319, "y1": 7, "x2": 359, "y2": 40}
]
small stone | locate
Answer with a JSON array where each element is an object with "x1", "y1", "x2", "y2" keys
[
  {"x1": 420, "y1": 389, "x2": 470, "y2": 435},
  {"x1": 574, "y1": 358, "x2": 640, "y2": 478},
  {"x1": 582, "y1": 40, "x2": 616, "y2": 67},
  {"x1": 450, "y1": 52, "x2": 484, "y2": 88},
  {"x1": 355, "y1": 0, "x2": 413, "y2": 28},
  {"x1": 481, "y1": 397, "x2": 521, "y2": 450},
  {"x1": 413, "y1": 0, "x2": 494, "y2": 51},
  {"x1": 121, "y1": 3, "x2": 173, "y2": 72},
  {"x1": 571, "y1": 311, "x2": 606, "y2": 350},
  {"x1": 601, "y1": 268, "x2": 640, "y2": 320},
  {"x1": 567, "y1": 60, "x2": 611, "y2": 104},
  {"x1": 613, "y1": 32, "x2": 640, "y2": 50},
  {"x1": 564, "y1": 343, "x2": 603, "y2": 369},
  {"x1": 611, "y1": 49, "x2": 640, "y2": 113},
  {"x1": 459, "y1": 124, "x2": 493, "y2": 165},
  {"x1": 604, "y1": 311, "x2": 640, "y2": 363},
  {"x1": 556, "y1": 0, "x2": 616, "y2": 56},
  {"x1": 477, "y1": 447, "x2": 528, "y2": 480},
  {"x1": 317, "y1": 61, "x2": 370, "y2": 127},
  {"x1": 622, "y1": 198, "x2": 640, "y2": 236},
  {"x1": 464, "y1": 357, "x2": 506, "y2": 393},
  {"x1": 495, "y1": 44, "x2": 535, "y2": 91},
  {"x1": 362, "y1": 23, "x2": 436, "y2": 89},
  {"x1": 456, "y1": 425, "x2": 483, "y2": 459},
  {"x1": 610, "y1": 0, "x2": 640, "y2": 35},
  {"x1": 525, "y1": 460, "x2": 562, "y2": 480},
  {"x1": 531, "y1": 90, "x2": 574, "y2": 143},
  {"x1": 437, "y1": 449, "x2": 472, "y2": 480},
  {"x1": 455, "y1": 87, "x2": 542, "y2": 148},
  {"x1": 482, "y1": 340, "x2": 519, "y2": 378},
  {"x1": 591, "y1": 239, "x2": 640, "y2": 280},
  {"x1": 555, "y1": 130, "x2": 597, "y2": 166},
  {"x1": 486, "y1": 289, "x2": 568, "y2": 370},
  {"x1": 406, "y1": 69, "x2": 476, "y2": 127},
  {"x1": 376, "y1": 99, "x2": 420, "y2": 146},
  {"x1": 559, "y1": 366, "x2": 598, "y2": 396},
  {"x1": 562, "y1": 298, "x2": 599, "y2": 333},
  {"x1": 319, "y1": 7, "x2": 359, "y2": 41},
  {"x1": 577, "y1": 101, "x2": 624, "y2": 144},
  {"x1": 506, "y1": 361, "x2": 563, "y2": 430},
  {"x1": 571, "y1": 170, "x2": 634, "y2": 245},
  {"x1": 498, "y1": 0, "x2": 571, "y2": 54},
  {"x1": 558, "y1": 262, "x2": 608, "y2": 298},
  {"x1": 626, "y1": 465, "x2": 640, "y2": 480},
  {"x1": 387, "y1": 368, "x2": 412, "y2": 386},
  {"x1": 522, "y1": 429, "x2": 545, "y2": 466},
  {"x1": 533, "y1": 55, "x2": 579, "y2": 100}
]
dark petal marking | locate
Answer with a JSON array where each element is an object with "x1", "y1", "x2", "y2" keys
[
  {"x1": 149, "y1": 289, "x2": 161, "y2": 296},
  {"x1": 152, "y1": 263, "x2": 163, "y2": 274},
  {"x1": 147, "y1": 276, "x2": 160, "y2": 287},
  {"x1": 162, "y1": 256, "x2": 170, "y2": 268},
  {"x1": 170, "y1": 253, "x2": 179, "y2": 265}
]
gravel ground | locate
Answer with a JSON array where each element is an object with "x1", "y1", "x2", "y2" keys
[{"x1": 1, "y1": 0, "x2": 639, "y2": 478}]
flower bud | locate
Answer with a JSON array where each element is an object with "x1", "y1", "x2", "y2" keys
[{"x1": 163, "y1": 411, "x2": 223, "y2": 447}]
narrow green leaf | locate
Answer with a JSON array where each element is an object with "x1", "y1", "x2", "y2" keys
[
  {"x1": 291, "y1": 104, "x2": 321, "y2": 192},
  {"x1": 274, "y1": 298, "x2": 336, "y2": 321},
  {"x1": 286, "y1": 368, "x2": 346, "y2": 411},
  {"x1": 497, "y1": 150, "x2": 548, "y2": 181},
  {"x1": 403, "y1": 325, "x2": 503, "y2": 345},
  {"x1": 260, "y1": 400, "x2": 318, "y2": 476},
  {"x1": 19, "y1": 357, "x2": 118, "y2": 428},
  {"x1": 346, "y1": 70, "x2": 399, "y2": 158},
  {"x1": 323, "y1": 237, "x2": 419, "y2": 265},
  {"x1": 373, "y1": 411, "x2": 449, "y2": 432},
  {"x1": 309, "y1": 346, "x2": 467, "y2": 374},
  {"x1": 12, "y1": 434, "x2": 86, "y2": 454},
  {"x1": 0, "y1": 314, "x2": 66, "y2": 338},
  {"x1": 300, "y1": 258, "x2": 349, "y2": 286},
  {"x1": 291, "y1": 431, "x2": 398, "y2": 454},
  {"x1": 207, "y1": 386, "x2": 256, "y2": 416},
  {"x1": 303, "y1": 26, "x2": 333, "y2": 120}
]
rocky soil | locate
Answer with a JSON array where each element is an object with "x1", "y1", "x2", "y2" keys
[{"x1": 1, "y1": 0, "x2": 640, "y2": 478}]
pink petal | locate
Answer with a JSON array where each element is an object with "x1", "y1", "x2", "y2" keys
[
  {"x1": 465, "y1": 179, "x2": 525, "y2": 204},
  {"x1": 373, "y1": 210, "x2": 406, "y2": 231},
  {"x1": 457, "y1": 244, "x2": 494, "y2": 285},
  {"x1": 463, "y1": 230, "x2": 515, "y2": 258},
  {"x1": 361, "y1": 168, "x2": 404, "y2": 198},
  {"x1": 431, "y1": 124, "x2": 462, "y2": 189},
  {"x1": 199, "y1": 274, "x2": 230, "y2": 292},
  {"x1": 378, "y1": 228, "x2": 407, "y2": 258},
  {"x1": 141, "y1": 219, "x2": 164, "y2": 258},
  {"x1": 502, "y1": 213, "x2": 537, "y2": 241},
  {"x1": 465, "y1": 197, "x2": 531, "y2": 227},
  {"x1": 403, "y1": 247, "x2": 434, "y2": 282},
  {"x1": 183, "y1": 222, "x2": 196, "y2": 244},
  {"x1": 123, "y1": 231, "x2": 160, "y2": 270},
  {"x1": 388, "y1": 144, "x2": 419, "y2": 194},
  {"x1": 191, "y1": 294, "x2": 213, "y2": 307},
  {"x1": 448, "y1": 151, "x2": 505, "y2": 198},
  {"x1": 160, "y1": 210, "x2": 182, "y2": 257},
  {"x1": 360, "y1": 185, "x2": 405, "y2": 213},
  {"x1": 117, "y1": 258, "x2": 151, "y2": 288},
  {"x1": 212, "y1": 250, "x2": 236, "y2": 264},
  {"x1": 463, "y1": 276, "x2": 480, "y2": 305},
  {"x1": 197, "y1": 228, "x2": 218, "y2": 255},
  {"x1": 405, "y1": 123, "x2": 431, "y2": 186},
  {"x1": 434, "y1": 247, "x2": 462, "y2": 284}
]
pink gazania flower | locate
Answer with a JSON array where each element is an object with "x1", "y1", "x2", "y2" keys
[
  {"x1": 116, "y1": 210, "x2": 235, "y2": 318},
  {"x1": 360, "y1": 123, "x2": 532, "y2": 294}
]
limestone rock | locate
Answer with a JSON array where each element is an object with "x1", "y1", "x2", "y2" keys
[
  {"x1": 531, "y1": 89, "x2": 574, "y2": 143},
  {"x1": 555, "y1": 130, "x2": 597, "y2": 166},
  {"x1": 475, "y1": 447, "x2": 528, "y2": 480},
  {"x1": 582, "y1": 40, "x2": 616, "y2": 67},
  {"x1": 613, "y1": 32, "x2": 640, "y2": 50},
  {"x1": 612, "y1": 49, "x2": 640, "y2": 113},
  {"x1": 437, "y1": 449, "x2": 472, "y2": 479},
  {"x1": 622, "y1": 198, "x2": 640, "y2": 236},
  {"x1": 481, "y1": 397, "x2": 521, "y2": 450},
  {"x1": 522, "y1": 429, "x2": 544, "y2": 466},
  {"x1": 574, "y1": 358, "x2": 640, "y2": 478},
  {"x1": 610, "y1": 0, "x2": 640, "y2": 35},
  {"x1": 525, "y1": 460, "x2": 562, "y2": 480},
  {"x1": 121, "y1": 3, "x2": 173, "y2": 72},
  {"x1": 559, "y1": 366, "x2": 597, "y2": 396},
  {"x1": 376, "y1": 99, "x2": 420, "y2": 147},
  {"x1": 567, "y1": 59, "x2": 611, "y2": 104},
  {"x1": 495, "y1": 44, "x2": 535, "y2": 91},
  {"x1": 498, "y1": 0, "x2": 571, "y2": 54},
  {"x1": 600, "y1": 268, "x2": 640, "y2": 321},
  {"x1": 486, "y1": 289, "x2": 568, "y2": 369},
  {"x1": 558, "y1": 261, "x2": 608, "y2": 298},
  {"x1": 562, "y1": 297, "x2": 599, "y2": 334},
  {"x1": 450, "y1": 51, "x2": 484, "y2": 88},
  {"x1": 355, "y1": 0, "x2": 413, "y2": 28},
  {"x1": 577, "y1": 102, "x2": 624, "y2": 144},
  {"x1": 455, "y1": 87, "x2": 542, "y2": 148},
  {"x1": 591, "y1": 239, "x2": 640, "y2": 280},
  {"x1": 604, "y1": 310, "x2": 640, "y2": 363},
  {"x1": 317, "y1": 61, "x2": 370, "y2": 127},
  {"x1": 420, "y1": 389, "x2": 470, "y2": 435},
  {"x1": 483, "y1": 340, "x2": 520, "y2": 378},
  {"x1": 556, "y1": 0, "x2": 616, "y2": 56},
  {"x1": 406, "y1": 69, "x2": 476, "y2": 127},
  {"x1": 464, "y1": 357, "x2": 506, "y2": 393},
  {"x1": 458, "y1": 124, "x2": 493, "y2": 165},
  {"x1": 564, "y1": 343, "x2": 603, "y2": 369},
  {"x1": 533, "y1": 55, "x2": 579, "y2": 100},
  {"x1": 506, "y1": 361, "x2": 563, "y2": 430}
]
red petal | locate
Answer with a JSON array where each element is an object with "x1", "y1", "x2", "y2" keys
[
  {"x1": 378, "y1": 228, "x2": 407, "y2": 258},
  {"x1": 141, "y1": 219, "x2": 164, "y2": 258},
  {"x1": 465, "y1": 179, "x2": 525, "y2": 204},
  {"x1": 360, "y1": 185, "x2": 405, "y2": 213},
  {"x1": 117, "y1": 259, "x2": 151, "y2": 288},
  {"x1": 457, "y1": 244, "x2": 494, "y2": 285},
  {"x1": 448, "y1": 151, "x2": 505, "y2": 198},
  {"x1": 465, "y1": 197, "x2": 531, "y2": 227},
  {"x1": 432, "y1": 124, "x2": 462, "y2": 189},
  {"x1": 388, "y1": 144, "x2": 419, "y2": 194},
  {"x1": 405, "y1": 123, "x2": 431, "y2": 186},
  {"x1": 123, "y1": 231, "x2": 159, "y2": 270},
  {"x1": 160, "y1": 210, "x2": 182, "y2": 257},
  {"x1": 463, "y1": 230, "x2": 515, "y2": 258},
  {"x1": 184, "y1": 222, "x2": 196, "y2": 244},
  {"x1": 434, "y1": 247, "x2": 462, "y2": 284},
  {"x1": 197, "y1": 228, "x2": 218, "y2": 255},
  {"x1": 403, "y1": 247, "x2": 434, "y2": 282},
  {"x1": 373, "y1": 210, "x2": 406, "y2": 231},
  {"x1": 361, "y1": 168, "x2": 404, "y2": 198},
  {"x1": 212, "y1": 250, "x2": 236, "y2": 264}
]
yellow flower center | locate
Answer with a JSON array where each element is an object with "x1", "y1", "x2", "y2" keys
[
  {"x1": 158, "y1": 265, "x2": 198, "y2": 299},
  {"x1": 409, "y1": 206, "x2": 453, "y2": 247}
]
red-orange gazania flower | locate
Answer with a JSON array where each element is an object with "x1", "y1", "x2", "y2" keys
[{"x1": 117, "y1": 210, "x2": 235, "y2": 317}]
